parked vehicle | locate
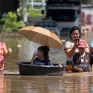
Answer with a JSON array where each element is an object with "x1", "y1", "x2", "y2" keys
[
  {"x1": 42, "y1": 0, "x2": 81, "y2": 36},
  {"x1": 34, "y1": 20, "x2": 60, "y2": 37}
]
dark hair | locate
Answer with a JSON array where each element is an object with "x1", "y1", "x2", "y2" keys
[
  {"x1": 37, "y1": 45, "x2": 50, "y2": 59},
  {"x1": 70, "y1": 26, "x2": 81, "y2": 40}
]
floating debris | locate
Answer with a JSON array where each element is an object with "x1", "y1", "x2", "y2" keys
[{"x1": 17, "y1": 44, "x2": 21, "y2": 48}]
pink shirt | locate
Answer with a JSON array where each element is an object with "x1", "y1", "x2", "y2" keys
[{"x1": 0, "y1": 42, "x2": 5, "y2": 70}]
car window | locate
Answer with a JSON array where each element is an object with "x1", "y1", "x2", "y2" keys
[{"x1": 35, "y1": 21, "x2": 57, "y2": 28}]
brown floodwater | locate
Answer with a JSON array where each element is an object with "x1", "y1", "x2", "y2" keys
[
  {"x1": 0, "y1": 30, "x2": 93, "y2": 93},
  {"x1": 1, "y1": 72, "x2": 93, "y2": 93}
]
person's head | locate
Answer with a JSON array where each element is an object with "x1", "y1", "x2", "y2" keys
[
  {"x1": 78, "y1": 40, "x2": 87, "y2": 54},
  {"x1": 70, "y1": 26, "x2": 81, "y2": 42},
  {"x1": 37, "y1": 45, "x2": 50, "y2": 59}
]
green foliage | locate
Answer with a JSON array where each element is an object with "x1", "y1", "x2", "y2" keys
[
  {"x1": 1, "y1": 12, "x2": 25, "y2": 32},
  {"x1": 17, "y1": 6, "x2": 44, "y2": 19},
  {"x1": 28, "y1": 9, "x2": 44, "y2": 18}
]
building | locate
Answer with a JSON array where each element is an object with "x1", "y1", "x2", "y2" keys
[{"x1": 27, "y1": 0, "x2": 46, "y2": 9}]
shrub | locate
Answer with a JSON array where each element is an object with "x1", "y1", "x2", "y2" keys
[{"x1": 0, "y1": 12, "x2": 25, "y2": 32}]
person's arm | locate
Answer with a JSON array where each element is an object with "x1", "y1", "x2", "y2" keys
[
  {"x1": 85, "y1": 42, "x2": 89, "y2": 53},
  {"x1": 85, "y1": 48, "x2": 89, "y2": 53},
  {"x1": 65, "y1": 46, "x2": 76, "y2": 58},
  {"x1": 90, "y1": 55, "x2": 93, "y2": 71},
  {"x1": 48, "y1": 60, "x2": 53, "y2": 66},
  {"x1": 3, "y1": 43, "x2": 12, "y2": 58},
  {"x1": 64, "y1": 41, "x2": 78, "y2": 58},
  {"x1": 91, "y1": 65, "x2": 93, "y2": 71},
  {"x1": 30, "y1": 51, "x2": 37, "y2": 64}
]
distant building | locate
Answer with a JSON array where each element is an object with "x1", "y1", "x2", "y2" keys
[
  {"x1": 0, "y1": 0, "x2": 19, "y2": 14},
  {"x1": 27, "y1": 0, "x2": 46, "y2": 9},
  {"x1": 0, "y1": 0, "x2": 46, "y2": 15}
]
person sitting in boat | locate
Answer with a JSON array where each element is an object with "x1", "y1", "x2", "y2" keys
[
  {"x1": 0, "y1": 42, "x2": 12, "y2": 71},
  {"x1": 64, "y1": 26, "x2": 89, "y2": 72},
  {"x1": 72, "y1": 40, "x2": 93, "y2": 72},
  {"x1": 30, "y1": 45, "x2": 52, "y2": 65}
]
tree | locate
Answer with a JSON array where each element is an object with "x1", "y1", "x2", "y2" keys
[{"x1": 1, "y1": 12, "x2": 25, "y2": 32}]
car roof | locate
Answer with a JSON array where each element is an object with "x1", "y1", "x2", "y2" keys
[{"x1": 35, "y1": 20, "x2": 57, "y2": 27}]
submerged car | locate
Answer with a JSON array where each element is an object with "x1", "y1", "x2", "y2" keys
[{"x1": 34, "y1": 20, "x2": 61, "y2": 38}]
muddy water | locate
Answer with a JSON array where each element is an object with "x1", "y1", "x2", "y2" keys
[
  {"x1": 1, "y1": 73, "x2": 93, "y2": 93},
  {"x1": 0, "y1": 30, "x2": 93, "y2": 93}
]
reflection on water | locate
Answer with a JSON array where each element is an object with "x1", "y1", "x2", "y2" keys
[
  {"x1": 0, "y1": 29, "x2": 93, "y2": 92},
  {"x1": 0, "y1": 72, "x2": 4, "y2": 93},
  {"x1": 1, "y1": 74, "x2": 93, "y2": 93},
  {"x1": 65, "y1": 76, "x2": 91, "y2": 93}
]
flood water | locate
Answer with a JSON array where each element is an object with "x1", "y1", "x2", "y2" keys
[{"x1": 0, "y1": 30, "x2": 93, "y2": 93}]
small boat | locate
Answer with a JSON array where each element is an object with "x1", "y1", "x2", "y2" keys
[{"x1": 17, "y1": 62, "x2": 66, "y2": 76}]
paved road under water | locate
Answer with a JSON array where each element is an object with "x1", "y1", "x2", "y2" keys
[{"x1": 0, "y1": 30, "x2": 93, "y2": 93}]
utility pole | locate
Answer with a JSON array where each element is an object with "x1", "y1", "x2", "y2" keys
[
  {"x1": 21, "y1": 0, "x2": 24, "y2": 20},
  {"x1": 42, "y1": 0, "x2": 45, "y2": 9},
  {"x1": 19, "y1": 0, "x2": 28, "y2": 22},
  {"x1": 32, "y1": 0, "x2": 34, "y2": 10}
]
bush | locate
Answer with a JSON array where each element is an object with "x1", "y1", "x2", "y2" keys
[{"x1": 0, "y1": 12, "x2": 25, "y2": 32}]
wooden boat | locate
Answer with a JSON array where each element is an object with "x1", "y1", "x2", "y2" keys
[{"x1": 17, "y1": 62, "x2": 66, "y2": 76}]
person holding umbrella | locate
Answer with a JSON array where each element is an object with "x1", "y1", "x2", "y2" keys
[
  {"x1": 18, "y1": 26, "x2": 62, "y2": 66},
  {"x1": 30, "y1": 45, "x2": 52, "y2": 65}
]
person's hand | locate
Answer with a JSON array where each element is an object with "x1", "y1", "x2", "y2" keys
[
  {"x1": 67, "y1": 70, "x2": 72, "y2": 73},
  {"x1": 33, "y1": 51, "x2": 37, "y2": 58},
  {"x1": 3, "y1": 48, "x2": 12, "y2": 58},
  {"x1": 58, "y1": 64, "x2": 63, "y2": 68},
  {"x1": 73, "y1": 66, "x2": 83, "y2": 72},
  {"x1": 77, "y1": 68, "x2": 83, "y2": 72},
  {"x1": 8, "y1": 48, "x2": 12, "y2": 53},
  {"x1": 74, "y1": 40, "x2": 79, "y2": 48},
  {"x1": 66, "y1": 67, "x2": 72, "y2": 73},
  {"x1": 30, "y1": 51, "x2": 37, "y2": 64}
]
